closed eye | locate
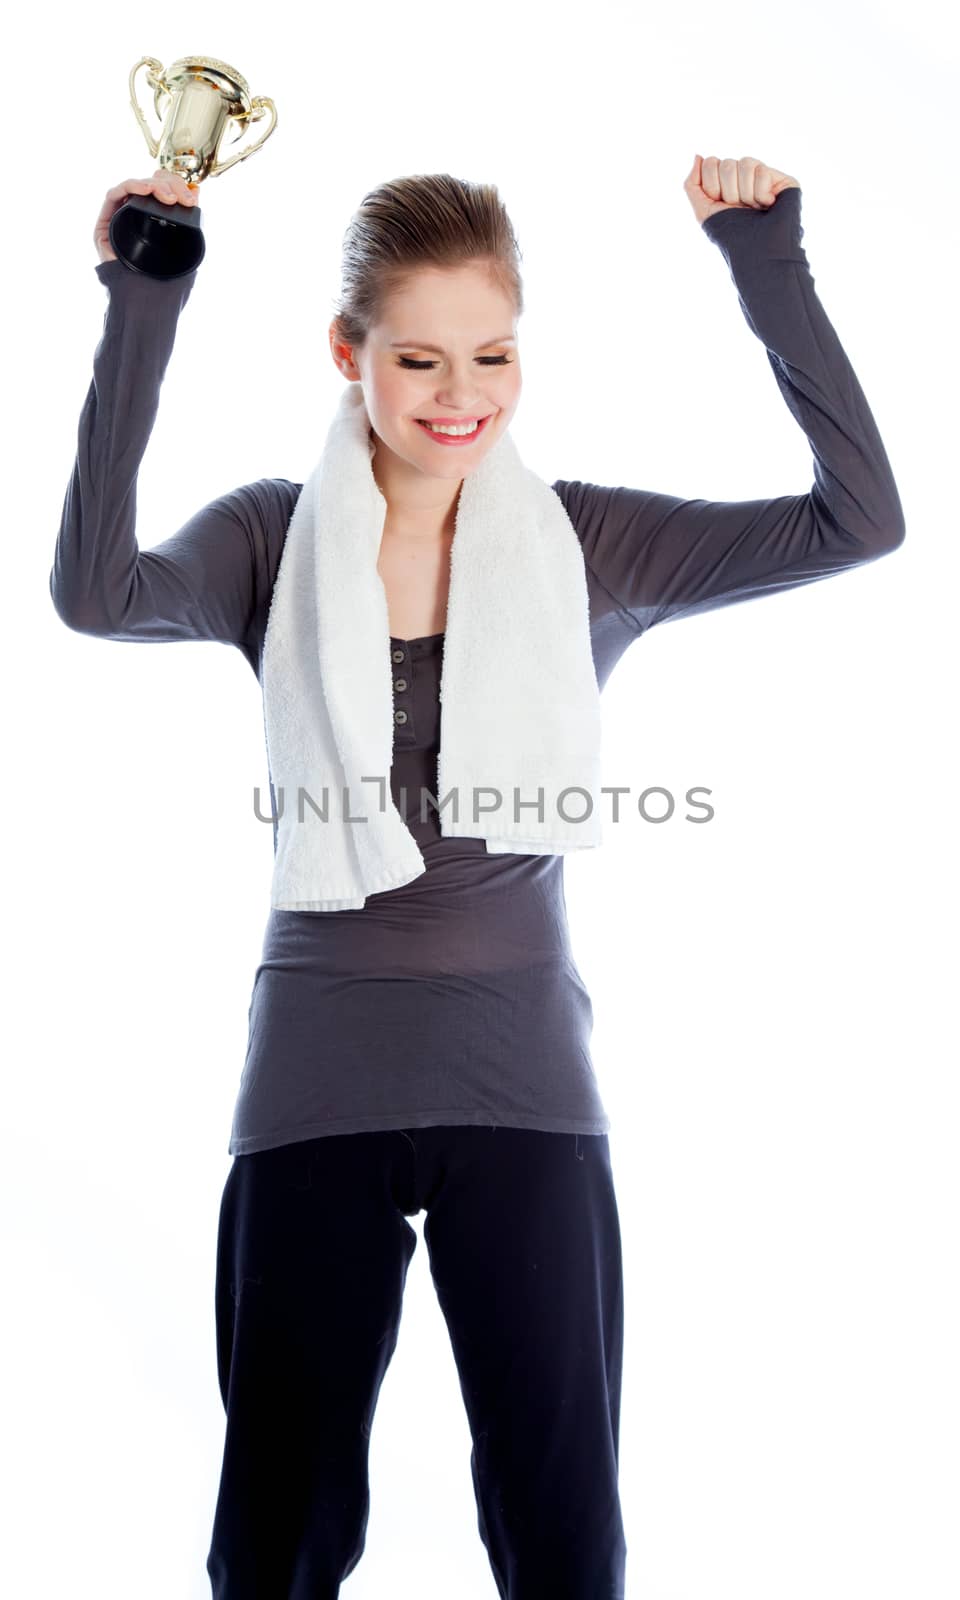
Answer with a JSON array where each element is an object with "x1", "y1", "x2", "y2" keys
[{"x1": 397, "y1": 356, "x2": 513, "y2": 369}]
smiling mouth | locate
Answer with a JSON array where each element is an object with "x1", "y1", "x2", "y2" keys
[{"x1": 414, "y1": 415, "x2": 493, "y2": 438}]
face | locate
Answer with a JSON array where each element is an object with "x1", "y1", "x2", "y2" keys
[{"x1": 329, "y1": 262, "x2": 522, "y2": 491}]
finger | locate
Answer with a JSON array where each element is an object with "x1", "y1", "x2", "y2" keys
[
  {"x1": 738, "y1": 156, "x2": 760, "y2": 207},
  {"x1": 162, "y1": 174, "x2": 198, "y2": 204},
  {"x1": 753, "y1": 164, "x2": 778, "y2": 207},
  {"x1": 700, "y1": 154, "x2": 722, "y2": 202},
  {"x1": 683, "y1": 152, "x2": 703, "y2": 189},
  {"x1": 150, "y1": 177, "x2": 195, "y2": 204},
  {"x1": 718, "y1": 157, "x2": 741, "y2": 206},
  {"x1": 107, "y1": 179, "x2": 157, "y2": 204}
]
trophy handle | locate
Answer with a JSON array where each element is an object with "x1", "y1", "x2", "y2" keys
[
  {"x1": 208, "y1": 97, "x2": 277, "y2": 178},
  {"x1": 127, "y1": 56, "x2": 170, "y2": 161}
]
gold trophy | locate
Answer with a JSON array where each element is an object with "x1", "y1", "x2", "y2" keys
[{"x1": 109, "y1": 55, "x2": 277, "y2": 279}]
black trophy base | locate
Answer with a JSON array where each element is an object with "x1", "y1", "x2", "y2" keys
[{"x1": 108, "y1": 190, "x2": 206, "y2": 280}]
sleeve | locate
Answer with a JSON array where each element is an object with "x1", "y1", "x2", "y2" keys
[
  {"x1": 555, "y1": 186, "x2": 906, "y2": 635},
  {"x1": 49, "y1": 257, "x2": 267, "y2": 649}
]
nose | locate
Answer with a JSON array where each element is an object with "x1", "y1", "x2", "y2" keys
[{"x1": 436, "y1": 389, "x2": 484, "y2": 408}]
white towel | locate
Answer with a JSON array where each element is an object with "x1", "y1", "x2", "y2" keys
[{"x1": 261, "y1": 382, "x2": 604, "y2": 911}]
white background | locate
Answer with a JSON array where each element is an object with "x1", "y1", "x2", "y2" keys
[{"x1": 4, "y1": 1, "x2": 957, "y2": 1596}]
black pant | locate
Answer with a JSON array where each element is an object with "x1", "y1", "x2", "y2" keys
[{"x1": 206, "y1": 1125, "x2": 627, "y2": 1598}]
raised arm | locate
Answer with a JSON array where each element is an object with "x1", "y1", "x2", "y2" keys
[
  {"x1": 50, "y1": 258, "x2": 272, "y2": 671},
  {"x1": 555, "y1": 184, "x2": 905, "y2": 635}
]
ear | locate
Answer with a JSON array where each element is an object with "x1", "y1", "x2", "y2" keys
[{"x1": 329, "y1": 320, "x2": 358, "y2": 378}]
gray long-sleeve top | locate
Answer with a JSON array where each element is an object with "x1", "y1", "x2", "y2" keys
[{"x1": 50, "y1": 187, "x2": 905, "y2": 1155}]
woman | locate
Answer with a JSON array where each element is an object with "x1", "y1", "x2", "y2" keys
[{"x1": 52, "y1": 155, "x2": 905, "y2": 1598}]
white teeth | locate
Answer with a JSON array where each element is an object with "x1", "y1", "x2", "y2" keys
[{"x1": 420, "y1": 419, "x2": 480, "y2": 436}]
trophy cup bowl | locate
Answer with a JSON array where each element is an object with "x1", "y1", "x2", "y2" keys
[{"x1": 109, "y1": 54, "x2": 277, "y2": 280}]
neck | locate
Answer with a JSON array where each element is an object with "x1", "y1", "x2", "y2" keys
[
  {"x1": 371, "y1": 434, "x2": 462, "y2": 541},
  {"x1": 382, "y1": 515, "x2": 457, "y2": 544}
]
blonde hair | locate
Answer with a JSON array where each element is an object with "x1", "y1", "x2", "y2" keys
[{"x1": 330, "y1": 172, "x2": 524, "y2": 352}]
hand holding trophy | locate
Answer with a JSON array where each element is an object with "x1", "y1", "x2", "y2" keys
[
  {"x1": 105, "y1": 54, "x2": 277, "y2": 279},
  {"x1": 94, "y1": 170, "x2": 200, "y2": 265}
]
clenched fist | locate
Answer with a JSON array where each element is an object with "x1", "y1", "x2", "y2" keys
[{"x1": 684, "y1": 154, "x2": 800, "y2": 226}]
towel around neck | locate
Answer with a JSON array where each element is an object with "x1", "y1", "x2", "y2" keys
[{"x1": 260, "y1": 382, "x2": 605, "y2": 911}]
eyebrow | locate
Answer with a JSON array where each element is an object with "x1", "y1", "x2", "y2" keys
[{"x1": 388, "y1": 335, "x2": 517, "y2": 351}]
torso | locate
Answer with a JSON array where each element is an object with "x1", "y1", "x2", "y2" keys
[{"x1": 376, "y1": 521, "x2": 453, "y2": 641}]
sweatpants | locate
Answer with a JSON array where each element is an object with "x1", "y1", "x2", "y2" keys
[{"x1": 205, "y1": 1124, "x2": 627, "y2": 1598}]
